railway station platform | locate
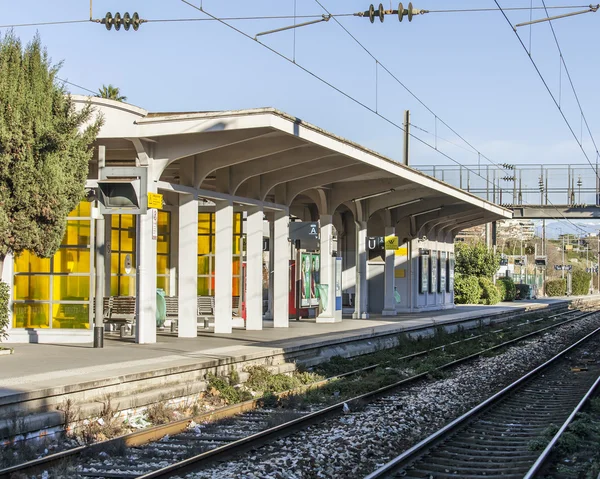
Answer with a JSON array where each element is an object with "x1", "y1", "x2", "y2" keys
[{"x1": 2, "y1": 296, "x2": 595, "y2": 397}]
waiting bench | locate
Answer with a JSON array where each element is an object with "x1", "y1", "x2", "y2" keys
[{"x1": 104, "y1": 296, "x2": 136, "y2": 338}]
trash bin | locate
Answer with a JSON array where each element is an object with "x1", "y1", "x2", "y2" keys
[{"x1": 156, "y1": 288, "x2": 166, "y2": 328}]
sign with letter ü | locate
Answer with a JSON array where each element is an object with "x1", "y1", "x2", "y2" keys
[{"x1": 384, "y1": 235, "x2": 398, "y2": 250}]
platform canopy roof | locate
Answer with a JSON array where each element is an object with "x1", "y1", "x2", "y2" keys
[{"x1": 76, "y1": 96, "x2": 511, "y2": 237}]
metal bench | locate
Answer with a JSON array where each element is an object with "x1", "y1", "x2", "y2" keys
[
  {"x1": 165, "y1": 296, "x2": 179, "y2": 332},
  {"x1": 232, "y1": 296, "x2": 240, "y2": 317},
  {"x1": 197, "y1": 296, "x2": 214, "y2": 329},
  {"x1": 106, "y1": 296, "x2": 136, "y2": 338}
]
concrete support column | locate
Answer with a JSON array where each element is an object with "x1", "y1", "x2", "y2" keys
[
  {"x1": 317, "y1": 214, "x2": 339, "y2": 322},
  {"x1": 215, "y1": 200, "x2": 233, "y2": 334},
  {"x1": 382, "y1": 226, "x2": 396, "y2": 316},
  {"x1": 177, "y1": 195, "x2": 198, "y2": 337},
  {"x1": 353, "y1": 221, "x2": 369, "y2": 319},
  {"x1": 136, "y1": 206, "x2": 157, "y2": 344},
  {"x1": 273, "y1": 210, "x2": 289, "y2": 328},
  {"x1": 246, "y1": 206, "x2": 263, "y2": 330}
]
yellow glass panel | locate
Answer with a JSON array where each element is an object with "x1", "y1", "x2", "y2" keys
[
  {"x1": 52, "y1": 276, "x2": 90, "y2": 301},
  {"x1": 120, "y1": 214, "x2": 135, "y2": 230},
  {"x1": 211, "y1": 236, "x2": 215, "y2": 253},
  {"x1": 120, "y1": 230, "x2": 135, "y2": 252},
  {"x1": 233, "y1": 237, "x2": 242, "y2": 255},
  {"x1": 62, "y1": 221, "x2": 91, "y2": 246},
  {"x1": 111, "y1": 229, "x2": 119, "y2": 251},
  {"x1": 14, "y1": 250, "x2": 50, "y2": 273},
  {"x1": 157, "y1": 276, "x2": 170, "y2": 295},
  {"x1": 111, "y1": 215, "x2": 120, "y2": 228},
  {"x1": 197, "y1": 277, "x2": 210, "y2": 296},
  {"x1": 14, "y1": 275, "x2": 50, "y2": 301},
  {"x1": 158, "y1": 211, "x2": 170, "y2": 231},
  {"x1": 157, "y1": 234, "x2": 169, "y2": 255},
  {"x1": 198, "y1": 236, "x2": 210, "y2": 255},
  {"x1": 157, "y1": 255, "x2": 169, "y2": 275},
  {"x1": 52, "y1": 303, "x2": 89, "y2": 329},
  {"x1": 119, "y1": 276, "x2": 136, "y2": 296},
  {"x1": 54, "y1": 249, "x2": 90, "y2": 273},
  {"x1": 68, "y1": 201, "x2": 91, "y2": 218},
  {"x1": 110, "y1": 277, "x2": 118, "y2": 296},
  {"x1": 111, "y1": 254, "x2": 119, "y2": 275},
  {"x1": 198, "y1": 213, "x2": 212, "y2": 235},
  {"x1": 234, "y1": 213, "x2": 242, "y2": 234},
  {"x1": 13, "y1": 303, "x2": 49, "y2": 328},
  {"x1": 198, "y1": 255, "x2": 210, "y2": 275}
]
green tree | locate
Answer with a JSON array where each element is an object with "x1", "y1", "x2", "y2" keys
[
  {"x1": 455, "y1": 242, "x2": 500, "y2": 279},
  {"x1": 96, "y1": 84, "x2": 126, "y2": 102},
  {"x1": 0, "y1": 32, "x2": 101, "y2": 275}
]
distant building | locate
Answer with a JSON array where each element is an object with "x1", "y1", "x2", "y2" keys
[{"x1": 456, "y1": 219, "x2": 536, "y2": 242}]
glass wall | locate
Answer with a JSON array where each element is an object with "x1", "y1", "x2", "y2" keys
[
  {"x1": 110, "y1": 214, "x2": 136, "y2": 296},
  {"x1": 13, "y1": 202, "x2": 92, "y2": 329},
  {"x1": 156, "y1": 211, "x2": 171, "y2": 295},
  {"x1": 197, "y1": 212, "x2": 243, "y2": 297}
]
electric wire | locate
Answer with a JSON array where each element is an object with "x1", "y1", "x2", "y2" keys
[
  {"x1": 56, "y1": 77, "x2": 97, "y2": 95},
  {"x1": 493, "y1": 0, "x2": 600, "y2": 182},
  {"x1": 0, "y1": 5, "x2": 591, "y2": 29},
  {"x1": 175, "y1": 0, "x2": 593, "y2": 235}
]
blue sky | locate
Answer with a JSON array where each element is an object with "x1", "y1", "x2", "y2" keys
[{"x1": 1, "y1": 1, "x2": 599, "y2": 235}]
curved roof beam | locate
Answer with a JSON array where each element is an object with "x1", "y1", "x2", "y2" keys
[{"x1": 259, "y1": 155, "x2": 351, "y2": 201}]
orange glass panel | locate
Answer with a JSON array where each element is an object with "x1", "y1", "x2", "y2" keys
[
  {"x1": 52, "y1": 303, "x2": 90, "y2": 329},
  {"x1": 13, "y1": 303, "x2": 50, "y2": 328},
  {"x1": 14, "y1": 250, "x2": 50, "y2": 273},
  {"x1": 232, "y1": 277, "x2": 240, "y2": 297},
  {"x1": 53, "y1": 276, "x2": 90, "y2": 301},
  {"x1": 14, "y1": 275, "x2": 50, "y2": 301},
  {"x1": 54, "y1": 249, "x2": 90, "y2": 273},
  {"x1": 233, "y1": 258, "x2": 241, "y2": 276}
]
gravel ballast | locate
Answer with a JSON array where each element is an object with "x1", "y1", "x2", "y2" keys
[{"x1": 181, "y1": 314, "x2": 600, "y2": 479}]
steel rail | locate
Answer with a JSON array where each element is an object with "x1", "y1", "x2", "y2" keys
[
  {"x1": 137, "y1": 310, "x2": 597, "y2": 479},
  {"x1": 0, "y1": 306, "x2": 585, "y2": 479},
  {"x1": 364, "y1": 321, "x2": 600, "y2": 479}
]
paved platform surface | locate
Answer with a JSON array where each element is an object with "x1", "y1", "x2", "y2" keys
[{"x1": 0, "y1": 297, "x2": 592, "y2": 400}]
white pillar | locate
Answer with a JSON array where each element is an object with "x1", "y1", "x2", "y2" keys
[
  {"x1": 177, "y1": 195, "x2": 198, "y2": 337},
  {"x1": 265, "y1": 217, "x2": 274, "y2": 320},
  {"x1": 246, "y1": 206, "x2": 263, "y2": 330},
  {"x1": 273, "y1": 210, "x2": 289, "y2": 328},
  {"x1": 317, "y1": 215, "x2": 339, "y2": 322},
  {"x1": 214, "y1": 200, "x2": 233, "y2": 333},
  {"x1": 382, "y1": 226, "x2": 396, "y2": 316},
  {"x1": 136, "y1": 208, "x2": 157, "y2": 344},
  {"x1": 353, "y1": 221, "x2": 369, "y2": 319}
]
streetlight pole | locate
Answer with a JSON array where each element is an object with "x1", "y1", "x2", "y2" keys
[{"x1": 561, "y1": 230, "x2": 565, "y2": 279}]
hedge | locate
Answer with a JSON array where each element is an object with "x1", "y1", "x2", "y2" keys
[
  {"x1": 454, "y1": 275, "x2": 482, "y2": 304},
  {"x1": 546, "y1": 278, "x2": 567, "y2": 297},
  {"x1": 0, "y1": 281, "x2": 8, "y2": 341},
  {"x1": 496, "y1": 277, "x2": 516, "y2": 301},
  {"x1": 572, "y1": 270, "x2": 591, "y2": 296},
  {"x1": 479, "y1": 277, "x2": 501, "y2": 305}
]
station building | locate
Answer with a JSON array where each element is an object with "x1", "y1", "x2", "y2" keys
[{"x1": 3, "y1": 96, "x2": 511, "y2": 343}]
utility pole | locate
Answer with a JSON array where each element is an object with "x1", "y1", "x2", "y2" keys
[
  {"x1": 561, "y1": 230, "x2": 565, "y2": 279},
  {"x1": 403, "y1": 110, "x2": 410, "y2": 166}
]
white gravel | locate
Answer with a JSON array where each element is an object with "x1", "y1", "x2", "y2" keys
[{"x1": 181, "y1": 314, "x2": 600, "y2": 479}]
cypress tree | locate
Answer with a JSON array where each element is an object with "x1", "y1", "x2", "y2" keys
[{"x1": 0, "y1": 32, "x2": 101, "y2": 274}]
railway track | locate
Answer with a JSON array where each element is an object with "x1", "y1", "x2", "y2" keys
[
  {"x1": 1, "y1": 307, "x2": 594, "y2": 479},
  {"x1": 364, "y1": 328, "x2": 600, "y2": 479}
]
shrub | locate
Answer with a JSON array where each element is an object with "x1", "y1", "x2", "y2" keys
[
  {"x1": 479, "y1": 277, "x2": 501, "y2": 305},
  {"x1": 454, "y1": 275, "x2": 481, "y2": 304},
  {"x1": 496, "y1": 277, "x2": 516, "y2": 301},
  {"x1": 0, "y1": 281, "x2": 8, "y2": 342},
  {"x1": 571, "y1": 269, "x2": 591, "y2": 296},
  {"x1": 515, "y1": 284, "x2": 531, "y2": 300},
  {"x1": 546, "y1": 279, "x2": 567, "y2": 297}
]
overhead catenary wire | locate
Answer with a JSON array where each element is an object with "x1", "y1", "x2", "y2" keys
[
  {"x1": 176, "y1": 0, "x2": 592, "y2": 236},
  {"x1": 493, "y1": 0, "x2": 600, "y2": 182}
]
